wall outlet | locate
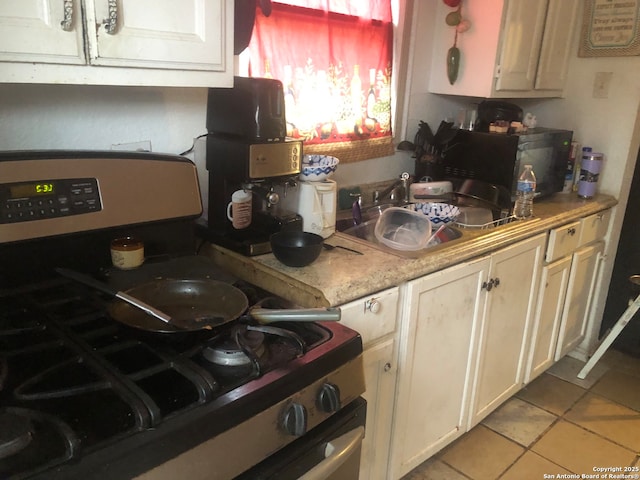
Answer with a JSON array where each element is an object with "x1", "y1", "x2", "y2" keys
[
  {"x1": 111, "y1": 140, "x2": 152, "y2": 152},
  {"x1": 593, "y1": 72, "x2": 613, "y2": 99}
]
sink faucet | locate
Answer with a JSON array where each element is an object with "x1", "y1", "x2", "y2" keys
[{"x1": 373, "y1": 172, "x2": 411, "y2": 205}]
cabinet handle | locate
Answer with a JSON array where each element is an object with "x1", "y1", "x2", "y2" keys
[
  {"x1": 102, "y1": 0, "x2": 118, "y2": 35},
  {"x1": 60, "y1": 0, "x2": 73, "y2": 31},
  {"x1": 567, "y1": 227, "x2": 576, "y2": 236},
  {"x1": 365, "y1": 298, "x2": 381, "y2": 314},
  {"x1": 384, "y1": 362, "x2": 392, "y2": 372},
  {"x1": 493, "y1": 277, "x2": 500, "y2": 288},
  {"x1": 482, "y1": 279, "x2": 495, "y2": 292}
]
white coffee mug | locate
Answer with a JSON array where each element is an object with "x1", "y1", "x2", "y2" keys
[{"x1": 227, "y1": 190, "x2": 252, "y2": 229}]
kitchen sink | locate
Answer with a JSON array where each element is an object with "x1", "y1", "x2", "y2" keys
[{"x1": 335, "y1": 205, "x2": 464, "y2": 258}]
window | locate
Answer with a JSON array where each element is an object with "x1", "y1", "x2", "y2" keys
[{"x1": 243, "y1": 0, "x2": 395, "y2": 163}]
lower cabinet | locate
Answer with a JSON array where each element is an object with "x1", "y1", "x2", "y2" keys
[
  {"x1": 468, "y1": 234, "x2": 545, "y2": 427},
  {"x1": 389, "y1": 234, "x2": 545, "y2": 479},
  {"x1": 526, "y1": 255, "x2": 572, "y2": 382},
  {"x1": 336, "y1": 211, "x2": 609, "y2": 480},
  {"x1": 389, "y1": 258, "x2": 487, "y2": 479},
  {"x1": 338, "y1": 287, "x2": 399, "y2": 480},
  {"x1": 527, "y1": 209, "x2": 610, "y2": 380},
  {"x1": 555, "y1": 241, "x2": 605, "y2": 359}
]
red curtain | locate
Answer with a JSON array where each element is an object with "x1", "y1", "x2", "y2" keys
[{"x1": 247, "y1": 0, "x2": 394, "y2": 163}]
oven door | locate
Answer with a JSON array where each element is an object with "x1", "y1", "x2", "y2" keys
[{"x1": 235, "y1": 397, "x2": 366, "y2": 480}]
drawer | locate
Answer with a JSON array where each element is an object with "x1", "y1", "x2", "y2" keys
[
  {"x1": 546, "y1": 221, "x2": 581, "y2": 263},
  {"x1": 579, "y1": 209, "x2": 611, "y2": 247},
  {"x1": 339, "y1": 287, "x2": 399, "y2": 346}
]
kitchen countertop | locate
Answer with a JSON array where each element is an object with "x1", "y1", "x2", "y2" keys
[{"x1": 199, "y1": 193, "x2": 618, "y2": 307}]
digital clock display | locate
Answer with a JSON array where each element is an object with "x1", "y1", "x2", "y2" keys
[{"x1": 9, "y1": 182, "x2": 55, "y2": 199}]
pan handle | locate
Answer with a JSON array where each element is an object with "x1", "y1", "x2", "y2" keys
[
  {"x1": 55, "y1": 267, "x2": 174, "y2": 325},
  {"x1": 250, "y1": 307, "x2": 341, "y2": 323},
  {"x1": 55, "y1": 267, "x2": 119, "y2": 297}
]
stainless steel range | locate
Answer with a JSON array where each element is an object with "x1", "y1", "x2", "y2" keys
[{"x1": 0, "y1": 151, "x2": 365, "y2": 479}]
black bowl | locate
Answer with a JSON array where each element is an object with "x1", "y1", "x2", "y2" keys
[{"x1": 270, "y1": 231, "x2": 323, "y2": 267}]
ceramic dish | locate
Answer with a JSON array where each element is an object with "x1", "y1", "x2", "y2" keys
[
  {"x1": 299, "y1": 155, "x2": 339, "y2": 182},
  {"x1": 413, "y1": 202, "x2": 461, "y2": 225}
]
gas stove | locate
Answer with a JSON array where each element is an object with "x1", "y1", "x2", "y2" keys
[{"x1": 0, "y1": 151, "x2": 365, "y2": 479}]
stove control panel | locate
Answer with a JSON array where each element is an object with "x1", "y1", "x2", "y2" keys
[
  {"x1": 0, "y1": 178, "x2": 102, "y2": 224},
  {"x1": 0, "y1": 152, "x2": 201, "y2": 244}
]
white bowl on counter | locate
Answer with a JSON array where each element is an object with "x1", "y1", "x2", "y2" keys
[{"x1": 299, "y1": 155, "x2": 339, "y2": 182}]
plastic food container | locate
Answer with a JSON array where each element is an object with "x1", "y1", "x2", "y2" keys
[
  {"x1": 409, "y1": 181, "x2": 453, "y2": 202},
  {"x1": 374, "y1": 207, "x2": 432, "y2": 251}
]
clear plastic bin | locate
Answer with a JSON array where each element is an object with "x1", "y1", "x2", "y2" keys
[{"x1": 374, "y1": 207, "x2": 432, "y2": 251}]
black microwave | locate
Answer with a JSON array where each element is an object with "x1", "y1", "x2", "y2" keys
[{"x1": 440, "y1": 128, "x2": 573, "y2": 200}]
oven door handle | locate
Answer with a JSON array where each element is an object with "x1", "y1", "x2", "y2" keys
[{"x1": 297, "y1": 426, "x2": 364, "y2": 480}]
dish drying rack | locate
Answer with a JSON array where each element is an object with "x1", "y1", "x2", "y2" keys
[{"x1": 453, "y1": 215, "x2": 519, "y2": 230}]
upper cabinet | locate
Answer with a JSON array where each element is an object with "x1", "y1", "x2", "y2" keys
[
  {"x1": 0, "y1": 0, "x2": 234, "y2": 87},
  {"x1": 428, "y1": 0, "x2": 579, "y2": 98}
]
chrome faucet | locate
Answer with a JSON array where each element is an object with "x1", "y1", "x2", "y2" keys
[{"x1": 373, "y1": 172, "x2": 411, "y2": 205}]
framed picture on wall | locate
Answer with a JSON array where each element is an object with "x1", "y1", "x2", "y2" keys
[{"x1": 579, "y1": 0, "x2": 640, "y2": 57}]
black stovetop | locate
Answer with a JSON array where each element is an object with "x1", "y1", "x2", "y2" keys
[{"x1": 0, "y1": 256, "x2": 361, "y2": 479}]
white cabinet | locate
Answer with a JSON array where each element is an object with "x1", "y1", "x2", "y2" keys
[
  {"x1": 468, "y1": 234, "x2": 545, "y2": 426},
  {"x1": 555, "y1": 241, "x2": 605, "y2": 359},
  {"x1": 0, "y1": 0, "x2": 234, "y2": 87},
  {"x1": 429, "y1": 0, "x2": 579, "y2": 98},
  {"x1": 389, "y1": 259, "x2": 487, "y2": 479},
  {"x1": 390, "y1": 233, "x2": 544, "y2": 479},
  {"x1": 526, "y1": 210, "x2": 610, "y2": 379},
  {"x1": 525, "y1": 255, "x2": 571, "y2": 382},
  {"x1": 0, "y1": 0, "x2": 86, "y2": 64},
  {"x1": 338, "y1": 288, "x2": 399, "y2": 480}
]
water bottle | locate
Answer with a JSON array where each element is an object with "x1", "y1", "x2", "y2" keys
[{"x1": 514, "y1": 164, "x2": 536, "y2": 219}]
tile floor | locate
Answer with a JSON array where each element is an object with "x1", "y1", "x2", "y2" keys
[{"x1": 403, "y1": 349, "x2": 640, "y2": 480}]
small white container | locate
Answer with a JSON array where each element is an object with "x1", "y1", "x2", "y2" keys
[
  {"x1": 409, "y1": 181, "x2": 453, "y2": 202},
  {"x1": 110, "y1": 237, "x2": 144, "y2": 270}
]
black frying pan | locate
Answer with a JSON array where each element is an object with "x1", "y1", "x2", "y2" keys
[{"x1": 56, "y1": 268, "x2": 340, "y2": 333}]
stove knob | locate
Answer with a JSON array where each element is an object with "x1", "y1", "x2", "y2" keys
[
  {"x1": 318, "y1": 383, "x2": 341, "y2": 413},
  {"x1": 282, "y1": 403, "x2": 307, "y2": 436}
]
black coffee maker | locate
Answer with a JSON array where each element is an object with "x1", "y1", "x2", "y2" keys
[{"x1": 201, "y1": 76, "x2": 303, "y2": 256}]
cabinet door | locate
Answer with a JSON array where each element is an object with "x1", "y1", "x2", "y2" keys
[
  {"x1": 555, "y1": 242, "x2": 605, "y2": 359},
  {"x1": 84, "y1": 0, "x2": 228, "y2": 71},
  {"x1": 495, "y1": 0, "x2": 548, "y2": 91},
  {"x1": 470, "y1": 234, "x2": 545, "y2": 427},
  {"x1": 338, "y1": 288, "x2": 399, "y2": 348},
  {"x1": 390, "y1": 258, "x2": 488, "y2": 479},
  {"x1": 535, "y1": 0, "x2": 579, "y2": 90},
  {"x1": 359, "y1": 338, "x2": 396, "y2": 480},
  {"x1": 579, "y1": 209, "x2": 611, "y2": 247},
  {"x1": 525, "y1": 255, "x2": 571, "y2": 383},
  {"x1": 0, "y1": 0, "x2": 85, "y2": 64},
  {"x1": 338, "y1": 288, "x2": 399, "y2": 480}
]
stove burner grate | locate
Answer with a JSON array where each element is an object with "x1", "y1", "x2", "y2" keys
[{"x1": 200, "y1": 323, "x2": 307, "y2": 380}]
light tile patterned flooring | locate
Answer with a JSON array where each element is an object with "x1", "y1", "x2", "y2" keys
[{"x1": 403, "y1": 349, "x2": 640, "y2": 480}]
